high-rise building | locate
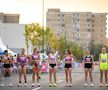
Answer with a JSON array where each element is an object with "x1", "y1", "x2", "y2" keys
[
  {"x1": 0, "y1": 12, "x2": 19, "y2": 23},
  {"x1": 92, "y1": 13, "x2": 107, "y2": 45},
  {"x1": 46, "y1": 9, "x2": 107, "y2": 49}
]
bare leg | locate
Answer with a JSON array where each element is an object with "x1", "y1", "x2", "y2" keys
[
  {"x1": 89, "y1": 69, "x2": 93, "y2": 83},
  {"x1": 69, "y1": 68, "x2": 72, "y2": 84},
  {"x1": 105, "y1": 70, "x2": 107, "y2": 84},
  {"x1": 32, "y1": 65, "x2": 35, "y2": 83},
  {"x1": 23, "y1": 66, "x2": 27, "y2": 83},
  {"x1": 49, "y1": 67, "x2": 53, "y2": 84},
  {"x1": 100, "y1": 70, "x2": 103, "y2": 84},
  {"x1": 65, "y1": 68, "x2": 69, "y2": 85},
  {"x1": 53, "y1": 66, "x2": 57, "y2": 84},
  {"x1": 18, "y1": 66, "x2": 22, "y2": 84},
  {"x1": 85, "y1": 69, "x2": 88, "y2": 83}
]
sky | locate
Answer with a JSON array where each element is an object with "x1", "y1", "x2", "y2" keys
[{"x1": 0, "y1": 0, "x2": 108, "y2": 35}]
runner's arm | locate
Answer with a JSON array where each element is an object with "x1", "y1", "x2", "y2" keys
[
  {"x1": 71, "y1": 54, "x2": 77, "y2": 62},
  {"x1": 83, "y1": 55, "x2": 85, "y2": 69},
  {"x1": 91, "y1": 55, "x2": 94, "y2": 70}
]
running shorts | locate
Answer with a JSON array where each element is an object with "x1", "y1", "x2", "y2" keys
[{"x1": 100, "y1": 63, "x2": 108, "y2": 70}]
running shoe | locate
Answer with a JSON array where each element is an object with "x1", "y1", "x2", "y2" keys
[
  {"x1": 0, "y1": 83, "x2": 4, "y2": 87},
  {"x1": 105, "y1": 84, "x2": 108, "y2": 87},
  {"x1": 37, "y1": 83, "x2": 40, "y2": 87},
  {"x1": 90, "y1": 83, "x2": 94, "y2": 87},
  {"x1": 69, "y1": 84, "x2": 72, "y2": 87},
  {"x1": 9, "y1": 83, "x2": 13, "y2": 87},
  {"x1": 31, "y1": 83, "x2": 34, "y2": 87},
  {"x1": 65, "y1": 84, "x2": 68, "y2": 87},
  {"x1": 100, "y1": 83, "x2": 102, "y2": 87},
  {"x1": 54, "y1": 83, "x2": 56, "y2": 87},
  {"x1": 18, "y1": 83, "x2": 21, "y2": 87},
  {"x1": 39, "y1": 76, "x2": 41, "y2": 79},
  {"x1": 84, "y1": 83, "x2": 87, "y2": 87},
  {"x1": 49, "y1": 83, "x2": 52, "y2": 87},
  {"x1": 24, "y1": 83, "x2": 27, "y2": 87}
]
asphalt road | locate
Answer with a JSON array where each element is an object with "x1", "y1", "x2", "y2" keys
[{"x1": 0, "y1": 66, "x2": 108, "y2": 90}]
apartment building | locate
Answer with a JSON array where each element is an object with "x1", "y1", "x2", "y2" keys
[
  {"x1": 46, "y1": 9, "x2": 107, "y2": 49},
  {"x1": 0, "y1": 12, "x2": 19, "y2": 23}
]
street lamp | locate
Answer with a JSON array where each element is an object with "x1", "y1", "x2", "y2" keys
[{"x1": 42, "y1": 0, "x2": 45, "y2": 53}]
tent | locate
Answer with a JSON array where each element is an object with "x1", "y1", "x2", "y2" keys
[
  {"x1": 0, "y1": 37, "x2": 15, "y2": 55},
  {"x1": 0, "y1": 48, "x2": 4, "y2": 55}
]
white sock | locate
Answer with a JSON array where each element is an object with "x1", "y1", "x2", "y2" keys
[
  {"x1": 1, "y1": 77, "x2": 5, "y2": 84},
  {"x1": 8, "y1": 77, "x2": 12, "y2": 83}
]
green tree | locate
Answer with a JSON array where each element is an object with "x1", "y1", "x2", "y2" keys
[
  {"x1": 24, "y1": 23, "x2": 59, "y2": 52},
  {"x1": 24, "y1": 25, "x2": 29, "y2": 54}
]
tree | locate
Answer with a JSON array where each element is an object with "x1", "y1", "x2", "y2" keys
[
  {"x1": 90, "y1": 44, "x2": 108, "y2": 61},
  {"x1": 70, "y1": 43, "x2": 84, "y2": 61},
  {"x1": 24, "y1": 25, "x2": 29, "y2": 54},
  {"x1": 24, "y1": 23, "x2": 59, "y2": 52},
  {"x1": 58, "y1": 36, "x2": 66, "y2": 60}
]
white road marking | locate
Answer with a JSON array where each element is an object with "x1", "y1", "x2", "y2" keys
[
  {"x1": 57, "y1": 80, "x2": 63, "y2": 83},
  {"x1": 32, "y1": 87, "x2": 42, "y2": 90}
]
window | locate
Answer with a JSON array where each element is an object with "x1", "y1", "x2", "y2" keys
[
  {"x1": 92, "y1": 20, "x2": 95, "y2": 22},
  {"x1": 57, "y1": 19, "x2": 60, "y2": 21},
  {"x1": 87, "y1": 29, "x2": 91, "y2": 32},
  {"x1": 92, "y1": 30, "x2": 94, "y2": 32},
  {"x1": 92, "y1": 25, "x2": 94, "y2": 26},
  {"x1": 77, "y1": 19, "x2": 79, "y2": 22},
  {"x1": 76, "y1": 38, "x2": 80, "y2": 41},
  {"x1": 61, "y1": 24, "x2": 65, "y2": 27},
  {"x1": 62, "y1": 19, "x2": 65, "y2": 21},
  {"x1": 61, "y1": 14, "x2": 64, "y2": 17},
  {"x1": 77, "y1": 33, "x2": 80, "y2": 37},
  {"x1": 93, "y1": 40, "x2": 94, "y2": 42},
  {"x1": 101, "y1": 34, "x2": 103, "y2": 37},
  {"x1": 88, "y1": 24, "x2": 91, "y2": 27},
  {"x1": 77, "y1": 29, "x2": 79, "y2": 31},
  {"x1": 92, "y1": 15, "x2": 95, "y2": 17},
  {"x1": 58, "y1": 14, "x2": 60, "y2": 17},
  {"x1": 87, "y1": 19, "x2": 91, "y2": 22},
  {"x1": 47, "y1": 18, "x2": 50, "y2": 22}
]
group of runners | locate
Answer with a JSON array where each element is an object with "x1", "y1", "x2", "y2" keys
[{"x1": 0, "y1": 47, "x2": 108, "y2": 87}]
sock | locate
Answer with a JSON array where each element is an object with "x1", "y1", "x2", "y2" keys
[
  {"x1": 8, "y1": 77, "x2": 12, "y2": 84},
  {"x1": 1, "y1": 77, "x2": 5, "y2": 84},
  {"x1": 25, "y1": 81, "x2": 27, "y2": 83}
]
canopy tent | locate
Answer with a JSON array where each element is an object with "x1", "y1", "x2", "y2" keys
[
  {"x1": 0, "y1": 48, "x2": 4, "y2": 55},
  {"x1": 0, "y1": 37, "x2": 15, "y2": 55}
]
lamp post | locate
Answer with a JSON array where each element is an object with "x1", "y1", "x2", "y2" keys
[{"x1": 42, "y1": 0, "x2": 44, "y2": 53}]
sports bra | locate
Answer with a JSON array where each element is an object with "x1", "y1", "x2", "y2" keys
[
  {"x1": 19, "y1": 56, "x2": 27, "y2": 63},
  {"x1": 32, "y1": 54, "x2": 39, "y2": 60},
  {"x1": 4, "y1": 56, "x2": 11, "y2": 62},
  {"x1": 65, "y1": 56, "x2": 72, "y2": 61},
  {"x1": 50, "y1": 54, "x2": 56, "y2": 61}
]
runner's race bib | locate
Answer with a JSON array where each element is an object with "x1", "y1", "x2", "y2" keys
[
  {"x1": 102, "y1": 59, "x2": 106, "y2": 62},
  {"x1": 86, "y1": 58, "x2": 91, "y2": 62}
]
